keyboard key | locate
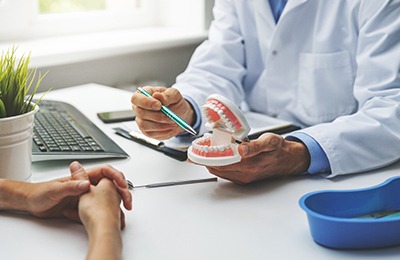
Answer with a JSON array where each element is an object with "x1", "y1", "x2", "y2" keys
[
  {"x1": 31, "y1": 99, "x2": 128, "y2": 161},
  {"x1": 33, "y1": 103, "x2": 103, "y2": 154}
]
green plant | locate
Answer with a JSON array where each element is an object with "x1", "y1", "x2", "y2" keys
[{"x1": 0, "y1": 47, "x2": 47, "y2": 118}]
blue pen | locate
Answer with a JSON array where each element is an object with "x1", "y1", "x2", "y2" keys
[{"x1": 137, "y1": 87, "x2": 197, "y2": 136}]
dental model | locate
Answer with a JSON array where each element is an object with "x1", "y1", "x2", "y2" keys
[{"x1": 188, "y1": 94, "x2": 250, "y2": 166}]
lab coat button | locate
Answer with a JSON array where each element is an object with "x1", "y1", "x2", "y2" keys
[{"x1": 272, "y1": 50, "x2": 278, "y2": 55}]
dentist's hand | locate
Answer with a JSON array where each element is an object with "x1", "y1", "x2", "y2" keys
[
  {"x1": 131, "y1": 86, "x2": 196, "y2": 140},
  {"x1": 205, "y1": 133, "x2": 310, "y2": 184}
]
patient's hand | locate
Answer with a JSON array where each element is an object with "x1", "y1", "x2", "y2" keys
[
  {"x1": 78, "y1": 178, "x2": 123, "y2": 260},
  {"x1": 69, "y1": 161, "x2": 132, "y2": 211},
  {"x1": 23, "y1": 177, "x2": 90, "y2": 219}
]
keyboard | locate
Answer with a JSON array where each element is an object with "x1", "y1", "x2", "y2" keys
[{"x1": 32, "y1": 100, "x2": 129, "y2": 161}]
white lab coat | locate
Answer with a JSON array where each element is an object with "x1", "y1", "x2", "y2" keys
[{"x1": 173, "y1": 0, "x2": 400, "y2": 177}]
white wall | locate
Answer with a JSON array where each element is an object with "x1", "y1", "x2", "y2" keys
[{"x1": 36, "y1": 42, "x2": 200, "y2": 92}]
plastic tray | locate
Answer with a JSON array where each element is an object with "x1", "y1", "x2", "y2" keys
[{"x1": 299, "y1": 176, "x2": 400, "y2": 249}]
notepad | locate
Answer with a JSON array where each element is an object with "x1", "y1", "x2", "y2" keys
[
  {"x1": 114, "y1": 123, "x2": 191, "y2": 161},
  {"x1": 244, "y1": 112, "x2": 300, "y2": 139}
]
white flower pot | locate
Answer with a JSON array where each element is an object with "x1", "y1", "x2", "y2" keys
[{"x1": 0, "y1": 105, "x2": 39, "y2": 181}]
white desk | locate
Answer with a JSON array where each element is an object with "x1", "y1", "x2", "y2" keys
[{"x1": 1, "y1": 84, "x2": 400, "y2": 259}]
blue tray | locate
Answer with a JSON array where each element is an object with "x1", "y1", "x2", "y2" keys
[{"x1": 299, "y1": 176, "x2": 400, "y2": 249}]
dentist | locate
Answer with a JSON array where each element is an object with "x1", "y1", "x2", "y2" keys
[{"x1": 131, "y1": 0, "x2": 400, "y2": 183}]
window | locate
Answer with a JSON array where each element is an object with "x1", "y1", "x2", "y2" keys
[
  {"x1": 0, "y1": 0, "x2": 211, "y2": 68},
  {"x1": 38, "y1": 0, "x2": 108, "y2": 14},
  {"x1": 38, "y1": 0, "x2": 144, "y2": 14},
  {"x1": 0, "y1": 0, "x2": 156, "y2": 41}
]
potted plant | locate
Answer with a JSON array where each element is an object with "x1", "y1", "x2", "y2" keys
[{"x1": 0, "y1": 47, "x2": 47, "y2": 181}]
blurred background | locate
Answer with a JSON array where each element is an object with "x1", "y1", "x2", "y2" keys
[{"x1": 0, "y1": 0, "x2": 214, "y2": 92}]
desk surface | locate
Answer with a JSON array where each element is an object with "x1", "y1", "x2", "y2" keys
[{"x1": 1, "y1": 84, "x2": 400, "y2": 260}]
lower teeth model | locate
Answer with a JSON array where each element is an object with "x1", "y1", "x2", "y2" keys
[{"x1": 188, "y1": 94, "x2": 250, "y2": 166}]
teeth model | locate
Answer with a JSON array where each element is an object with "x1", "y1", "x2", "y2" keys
[
  {"x1": 190, "y1": 133, "x2": 234, "y2": 157},
  {"x1": 188, "y1": 94, "x2": 250, "y2": 166}
]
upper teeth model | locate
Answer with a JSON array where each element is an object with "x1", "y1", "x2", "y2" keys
[{"x1": 188, "y1": 94, "x2": 250, "y2": 166}]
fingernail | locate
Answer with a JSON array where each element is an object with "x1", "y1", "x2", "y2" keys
[
  {"x1": 152, "y1": 102, "x2": 159, "y2": 110},
  {"x1": 242, "y1": 144, "x2": 249, "y2": 156},
  {"x1": 70, "y1": 161, "x2": 83, "y2": 172}
]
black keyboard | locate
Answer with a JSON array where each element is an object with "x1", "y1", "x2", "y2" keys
[{"x1": 32, "y1": 100, "x2": 129, "y2": 161}]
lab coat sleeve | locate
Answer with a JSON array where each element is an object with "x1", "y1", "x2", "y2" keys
[
  {"x1": 300, "y1": 0, "x2": 400, "y2": 177},
  {"x1": 172, "y1": 0, "x2": 246, "y2": 134}
]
